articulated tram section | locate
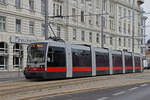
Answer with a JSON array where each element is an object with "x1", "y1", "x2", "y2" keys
[{"x1": 24, "y1": 40, "x2": 143, "y2": 80}]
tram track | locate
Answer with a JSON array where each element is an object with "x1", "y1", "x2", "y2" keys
[
  {"x1": 0, "y1": 72, "x2": 146, "y2": 100},
  {"x1": 0, "y1": 76, "x2": 109, "y2": 96}
]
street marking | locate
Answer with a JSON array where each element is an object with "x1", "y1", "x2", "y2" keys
[
  {"x1": 140, "y1": 84, "x2": 148, "y2": 87},
  {"x1": 97, "y1": 97, "x2": 109, "y2": 100},
  {"x1": 112, "y1": 91, "x2": 126, "y2": 96},
  {"x1": 128, "y1": 87, "x2": 139, "y2": 91}
]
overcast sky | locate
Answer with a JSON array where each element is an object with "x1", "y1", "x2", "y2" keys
[{"x1": 142, "y1": 0, "x2": 150, "y2": 42}]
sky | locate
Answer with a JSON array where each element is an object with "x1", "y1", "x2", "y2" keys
[{"x1": 142, "y1": 0, "x2": 150, "y2": 42}]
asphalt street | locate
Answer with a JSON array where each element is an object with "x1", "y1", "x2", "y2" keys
[{"x1": 38, "y1": 82, "x2": 150, "y2": 100}]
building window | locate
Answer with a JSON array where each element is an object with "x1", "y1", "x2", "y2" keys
[
  {"x1": 124, "y1": 22, "x2": 126, "y2": 33},
  {"x1": 123, "y1": 8, "x2": 126, "y2": 17},
  {"x1": 119, "y1": 21, "x2": 122, "y2": 32},
  {"x1": 29, "y1": 21, "x2": 34, "y2": 34},
  {"x1": 138, "y1": 40, "x2": 140, "y2": 48},
  {"x1": 89, "y1": 32, "x2": 92, "y2": 43},
  {"x1": 72, "y1": 8, "x2": 76, "y2": 21},
  {"x1": 128, "y1": 23, "x2": 131, "y2": 34},
  {"x1": 81, "y1": 11, "x2": 84, "y2": 23},
  {"x1": 16, "y1": 19, "x2": 21, "y2": 33},
  {"x1": 124, "y1": 38, "x2": 126, "y2": 47},
  {"x1": 13, "y1": 43, "x2": 23, "y2": 69},
  {"x1": 110, "y1": 20, "x2": 112, "y2": 30},
  {"x1": 96, "y1": 33, "x2": 99, "y2": 43},
  {"x1": 60, "y1": 5, "x2": 62, "y2": 16},
  {"x1": 57, "y1": 26, "x2": 61, "y2": 37},
  {"x1": 15, "y1": 0, "x2": 21, "y2": 8},
  {"x1": 53, "y1": 3, "x2": 55, "y2": 16},
  {"x1": 0, "y1": 0, "x2": 5, "y2": 4},
  {"x1": 103, "y1": 17, "x2": 106, "y2": 28},
  {"x1": 0, "y1": 16, "x2": 6, "y2": 31},
  {"x1": 41, "y1": 0, "x2": 45, "y2": 13},
  {"x1": 119, "y1": 38, "x2": 121, "y2": 46},
  {"x1": 110, "y1": 37, "x2": 113, "y2": 45},
  {"x1": 102, "y1": 0, "x2": 106, "y2": 11},
  {"x1": 29, "y1": 0, "x2": 34, "y2": 11},
  {"x1": 119, "y1": 7, "x2": 122, "y2": 16},
  {"x1": 96, "y1": 15, "x2": 99, "y2": 26},
  {"x1": 128, "y1": 10, "x2": 131, "y2": 19},
  {"x1": 81, "y1": 31, "x2": 85, "y2": 41},
  {"x1": 89, "y1": 13, "x2": 92, "y2": 25},
  {"x1": 73, "y1": 29, "x2": 77, "y2": 40},
  {"x1": 56, "y1": 4, "x2": 59, "y2": 16},
  {"x1": 104, "y1": 35, "x2": 106, "y2": 44},
  {"x1": 0, "y1": 42, "x2": 8, "y2": 70},
  {"x1": 128, "y1": 39, "x2": 131, "y2": 47},
  {"x1": 41, "y1": 23, "x2": 45, "y2": 36},
  {"x1": 53, "y1": 3, "x2": 63, "y2": 16},
  {"x1": 96, "y1": 0, "x2": 100, "y2": 8}
]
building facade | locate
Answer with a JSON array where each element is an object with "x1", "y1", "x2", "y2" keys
[
  {"x1": 0, "y1": 0, "x2": 45, "y2": 71},
  {"x1": 0, "y1": 0, "x2": 145, "y2": 71},
  {"x1": 49, "y1": 0, "x2": 144, "y2": 52}
]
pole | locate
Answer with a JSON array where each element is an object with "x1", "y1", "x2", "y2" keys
[
  {"x1": 45, "y1": 0, "x2": 49, "y2": 40},
  {"x1": 132, "y1": 0, "x2": 135, "y2": 53},
  {"x1": 144, "y1": 17, "x2": 146, "y2": 48},
  {"x1": 101, "y1": 0, "x2": 104, "y2": 48}
]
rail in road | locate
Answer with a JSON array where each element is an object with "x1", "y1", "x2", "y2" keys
[{"x1": 0, "y1": 71, "x2": 150, "y2": 100}]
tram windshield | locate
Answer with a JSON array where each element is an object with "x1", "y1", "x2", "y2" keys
[{"x1": 27, "y1": 43, "x2": 47, "y2": 64}]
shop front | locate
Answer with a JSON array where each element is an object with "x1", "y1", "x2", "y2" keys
[{"x1": 0, "y1": 36, "x2": 39, "y2": 71}]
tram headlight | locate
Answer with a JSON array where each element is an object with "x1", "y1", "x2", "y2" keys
[{"x1": 40, "y1": 65, "x2": 45, "y2": 68}]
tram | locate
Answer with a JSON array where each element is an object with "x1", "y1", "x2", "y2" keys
[{"x1": 24, "y1": 40, "x2": 143, "y2": 79}]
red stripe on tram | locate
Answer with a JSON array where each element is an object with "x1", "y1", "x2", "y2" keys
[
  {"x1": 96, "y1": 67, "x2": 110, "y2": 71},
  {"x1": 135, "y1": 66, "x2": 141, "y2": 69},
  {"x1": 47, "y1": 67, "x2": 92, "y2": 72},
  {"x1": 27, "y1": 67, "x2": 45, "y2": 71},
  {"x1": 47, "y1": 67, "x2": 66, "y2": 72},
  {"x1": 125, "y1": 66, "x2": 133, "y2": 70},
  {"x1": 113, "y1": 66, "x2": 123, "y2": 70},
  {"x1": 73, "y1": 67, "x2": 92, "y2": 72}
]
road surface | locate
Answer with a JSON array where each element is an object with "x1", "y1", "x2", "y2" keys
[{"x1": 38, "y1": 82, "x2": 150, "y2": 100}]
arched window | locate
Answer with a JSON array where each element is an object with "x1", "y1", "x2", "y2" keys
[
  {"x1": 0, "y1": 42, "x2": 8, "y2": 70},
  {"x1": 13, "y1": 43, "x2": 23, "y2": 69}
]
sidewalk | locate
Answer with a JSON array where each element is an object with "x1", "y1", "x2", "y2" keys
[{"x1": 0, "y1": 71, "x2": 24, "y2": 79}]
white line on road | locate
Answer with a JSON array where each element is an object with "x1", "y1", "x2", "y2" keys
[
  {"x1": 112, "y1": 91, "x2": 126, "y2": 96},
  {"x1": 128, "y1": 87, "x2": 139, "y2": 91},
  {"x1": 140, "y1": 84, "x2": 148, "y2": 87},
  {"x1": 97, "y1": 97, "x2": 109, "y2": 100}
]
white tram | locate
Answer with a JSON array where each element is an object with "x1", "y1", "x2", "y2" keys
[{"x1": 24, "y1": 40, "x2": 143, "y2": 79}]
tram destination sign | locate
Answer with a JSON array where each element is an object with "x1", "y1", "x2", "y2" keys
[{"x1": 10, "y1": 36, "x2": 39, "y2": 44}]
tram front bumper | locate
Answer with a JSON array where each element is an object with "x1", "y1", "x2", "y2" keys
[{"x1": 24, "y1": 70, "x2": 46, "y2": 79}]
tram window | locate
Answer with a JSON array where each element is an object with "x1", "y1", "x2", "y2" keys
[
  {"x1": 96, "y1": 52, "x2": 109, "y2": 67},
  {"x1": 112, "y1": 55, "x2": 122, "y2": 67},
  {"x1": 125, "y1": 56, "x2": 132, "y2": 66},
  {"x1": 47, "y1": 48, "x2": 54, "y2": 62},
  {"x1": 135, "y1": 57, "x2": 140, "y2": 66},
  {"x1": 72, "y1": 49, "x2": 91, "y2": 67},
  {"x1": 47, "y1": 47, "x2": 66, "y2": 67}
]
